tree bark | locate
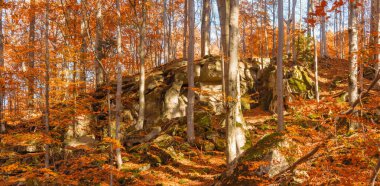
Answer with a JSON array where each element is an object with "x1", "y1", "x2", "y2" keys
[
  {"x1": 0, "y1": 0, "x2": 4, "y2": 133},
  {"x1": 187, "y1": 0, "x2": 195, "y2": 143},
  {"x1": 95, "y1": 0, "x2": 104, "y2": 89},
  {"x1": 183, "y1": 0, "x2": 188, "y2": 59},
  {"x1": 272, "y1": 0, "x2": 277, "y2": 57},
  {"x1": 370, "y1": 0, "x2": 380, "y2": 89},
  {"x1": 80, "y1": 0, "x2": 88, "y2": 93},
  {"x1": 28, "y1": 0, "x2": 36, "y2": 109},
  {"x1": 44, "y1": 0, "x2": 50, "y2": 169},
  {"x1": 115, "y1": 0, "x2": 123, "y2": 169},
  {"x1": 136, "y1": 0, "x2": 147, "y2": 131},
  {"x1": 277, "y1": 0, "x2": 285, "y2": 131},
  {"x1": 348, "y1": 0, "x2": 359, "y2": 131},
  {"x1": 217, "y1": 0, "x2": 230, "y2": 57},
  {"x1": 291, "y1": 0, "x2": 297, "y2": 64},
  {"x1": 313, "y1": 26, "x2": 319, "y2": 102},
  {"x1": 320, "y1": 1, "x2": 327, "y2": 57},
  {"x1": 226, "y1": 0, "x2": 246, "y2": 165},
  {"x1": 201, "y1": 0, "x2": 211, "y2": 57}
]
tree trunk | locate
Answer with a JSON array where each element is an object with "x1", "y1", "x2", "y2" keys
[
  {"x1": 201, "y1": 0, "x2": 211, "y2": 57},
  {"x1": 187, "y1": 0, "x2": 195, "y2": 143},
  {"x1": 226, "y1": 0, "x2": 246, "y2": 165},
  {"x1": 272, "y1": 0, "x2": 277, "y2": 57},
  {"x1": 320, "y1": 4, "x2": 327, "y2": 58},
  {"x1": 115, "y1": 0, "x2": 123, "y2": 169},
  {"x1": 95, "y1": 0, "x2": 104, "y2": 88},
  {"x1": 291, "y1": 0, "x2": 297, "y2": 64},
  {"x1": 183, "y1": 0, "x2": 188, "y2": 59},
  {"x1": 348, "y1": 0, "x2": 359, "y2": 131},
  {"x1": 80, "y1": 0, "x2": 87, "y2": 93},
  {"x1": 313, "y1": 27, "x2": 319, "y2": 102},
  {"x1": 277, "y1": 0, "x2": 285, "y2": 131},
  {"x1": 44, "y1": 0, "x2": 50, "y2": 169},
  {"x1": 217, "y1": 0, "x2": 230, "y2": 57},
  {"x1": 370, "y1": 0, "x2": 380, "y2": 89},
  {"x1": 28, "y1": 0, "x2": 36, "y2": 109},
  {"x1": 163, "y1": 0, "x2": 168, "y2": 64},
  {"x1": 136, "y1": 0, "x2": 147, "y2": 130},
  {"x1": 0, "y1": 0, "x2": 4, "y2": 133}
]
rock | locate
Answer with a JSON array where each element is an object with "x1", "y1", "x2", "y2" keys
[
  {"x1": 199, "y1": 59, "x2": 223, "y2": 83},
  {"x1": 292, "y1": 170, "x2": 309, "y2": 184},
  {"x1": 163, "y1": 74, "x2": 187, "y2": 120},
  {"x1": 198, "y1": 83, "x2": 224, "y2": 114},
  {"x1": 66, "y1": 115, "x2": 91, "y2": 139},
  {"x1": 153, "y1": 134, "x2": 174, "y2": 148},
  {"x1": 214, "y1": 133, "x2": 301, "y2": 185},
  {"x1": 258, "y1": 65, "x2": 315, "y2": 113},
  {"x1": 145, "y1": 71, "x2": 164, "y2": 91}
]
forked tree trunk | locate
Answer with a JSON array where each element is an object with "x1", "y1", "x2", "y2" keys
[
  {"x1": 348, "y1": 0, "x2": 359, "y2": 131},
  {"x1": 187, "y1": 0, "x2": 195, "y2": 143},
  {"x1": 115, "y1": 0, "x2": 123, "y2": 169},
  {"x1": 226, "y1": 0, "x2": 246, "y2": 165},
  {"x1": 201, "y1": 0, "x2": 211, "y2": 57},
  {"x1": 136, "y1": 0, "x2": 147, "y2": 130},
  {"x1": 277, "y1": 0, "x2": 285, "y2": 131}
]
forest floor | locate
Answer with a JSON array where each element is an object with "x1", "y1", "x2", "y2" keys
[{"x1": 120, "y1": 58, "x2": 380, "y2": 185}]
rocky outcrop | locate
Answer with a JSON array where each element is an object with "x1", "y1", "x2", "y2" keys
[
  {"x1": 111, "y1": 56, "x2": 266, "y2": 127},
  {"x1": 258, "y1": 64, "x2": 315, "y2": 113}
]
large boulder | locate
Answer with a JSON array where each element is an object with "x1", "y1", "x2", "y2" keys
[
  {"x1": 214, "y1": 133, "x2": 301, "y2": 185},
  {"x1": 199, "y1": 58, "x2": 223, "y2": 83},
  {"x1": 258, "y1": 65, "x2": 315, "y2": 113},
  {"x1": 163, "y1": 73, "x2": 187, "y2": 120}
]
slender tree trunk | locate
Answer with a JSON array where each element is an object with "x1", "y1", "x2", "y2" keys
[
  {"x1": 313, "y1": 27, "x2": 319, "y2": 102},
  {"x1": 187, "y1": 0, "x2": 195, "y2": 143},
  {"x1": 0, "y1": 0, "x2": 4, "y2": 133},
  {"x1": 28, "y1": 0, "x2": 36, "y2": 109},
  {"x1": 183, "y1": 0, "x2": 188, "y2": 59},
  {"x1": 201, "y1": 0, "x2": 211, "y2": 57},
  {"x1": 272, "y1": 0, "x2": 277, "y2": 57},
  {"x1": 136, "y1": 0, "x2": 147, "y2": 130},
  {"x1": 370, "y1": 0, "x2": 380, "y2": 89},
  {"x1": 217, "y1": 0, "x2": 230, "y2": 57},
  {"x1": 95, "y1": 0, "x2": 104, "y2": 88},
  {"x1": 320, "y1": 0, "x2": 327, "y2": 57},
  {"x1": 80, "y1": 0, "x2": 87, "y2": 93},
  {"x1": 277, "y1": 0, "x2": 285, "y2": 131},
  {"x1": 44, "y1": 0, "x2": 50, "y2": 169},
  {"x1": 163, "y1": 0, "x2": 168, "y2": 63},
  {"x1": 115, "y1": 0, "x2": 123, "y2": 169},
  {"x1": 291, "y1": 0, "x2": 297, "y2": 64},
  {"x1": 348, "y1": 0, "x2": 359, "y2": 131},
  {"x1": 264, "y1": 0, "x2": 269, "y2": 57},
  {"x1": 226, "y1": 0, "x2": 246, "y2": 165}
]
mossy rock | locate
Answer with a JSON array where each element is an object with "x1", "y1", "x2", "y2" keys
[
  {"x1": 213, "y1": 137, "x2": 226, "y2": 151},
  {"x1": 241, "y1": 132, "x2": 284, "y2": 162},
  {"x1": 152, "y1": 134, "x2": 174, "y2": 148},
  {"x1": 241, "y1": 95, "x2": 252, "y2": 110}
]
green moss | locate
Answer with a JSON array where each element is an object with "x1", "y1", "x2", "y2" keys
[{"x1": 241, "y1": 132, "x2": 284, "y2": 162}]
